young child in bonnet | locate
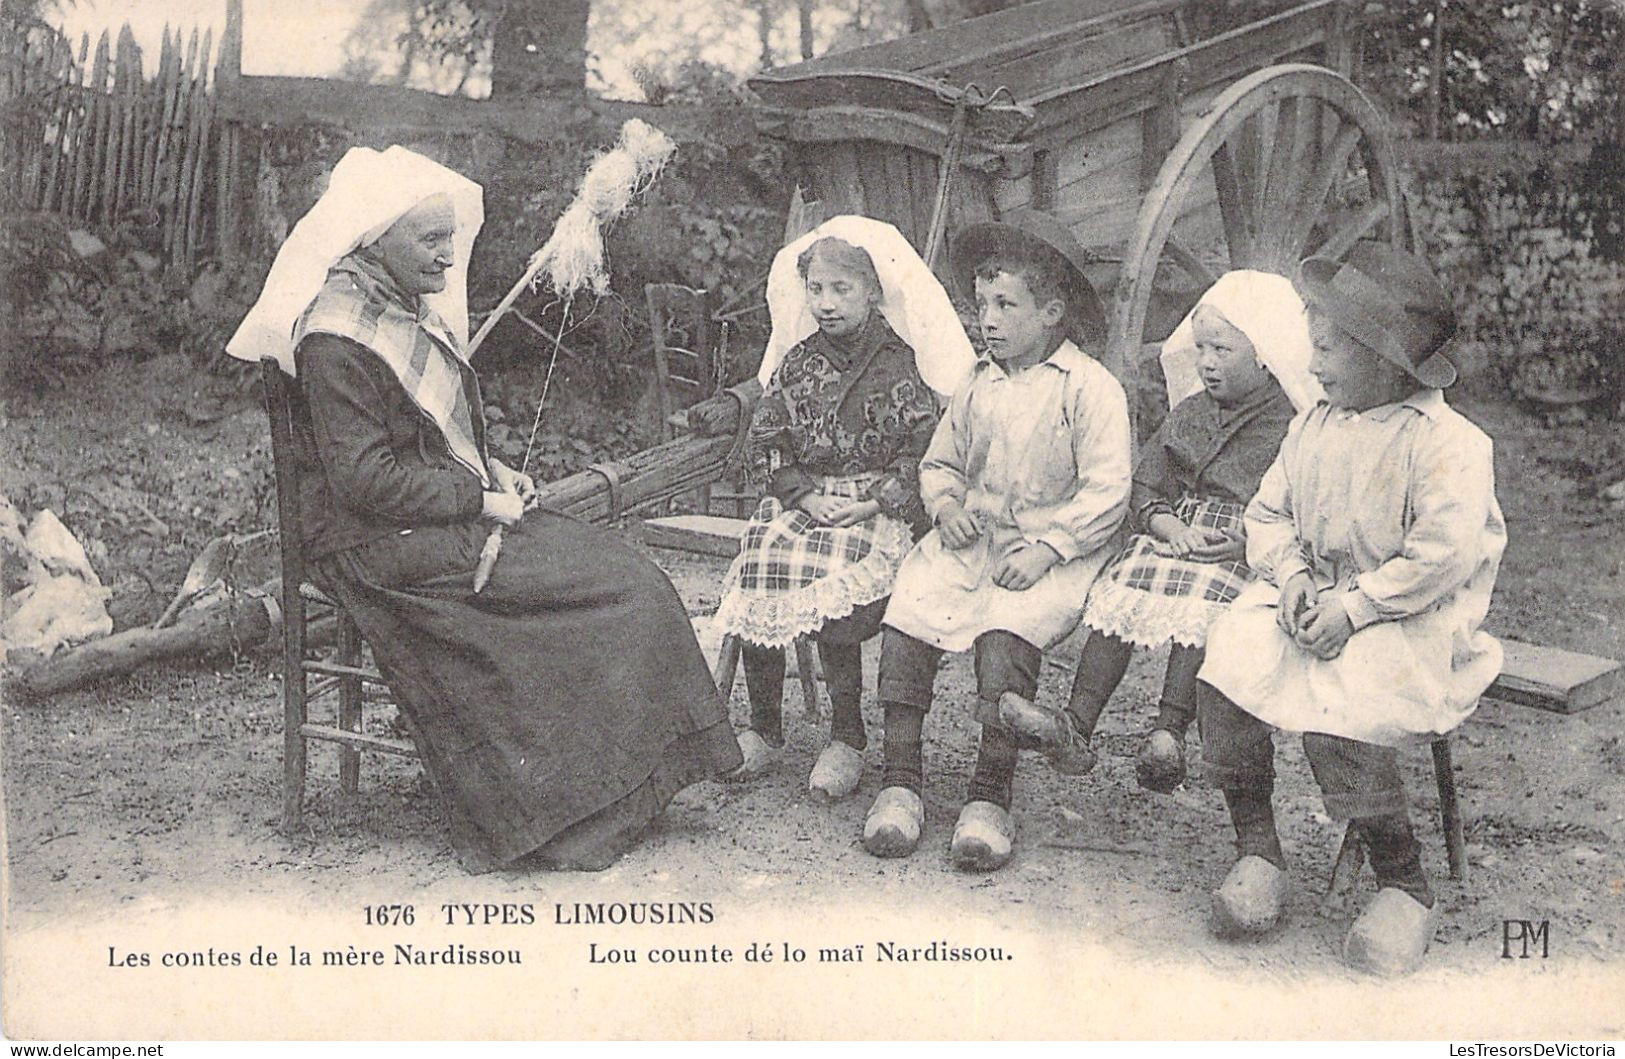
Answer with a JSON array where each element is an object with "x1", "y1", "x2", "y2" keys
[
  {"x1": 713, "y1": 216, "x2": 975, "y2": 799},
  {"x1": 1197, "y1": 241, "x2": 1506, "y2": 975},
  {"x1": 1007, "y1": 271, "x2": 1323, "y2": 789},
  {"x1": 866, "y1": 211, "x2": 1131, "y2": 871}
]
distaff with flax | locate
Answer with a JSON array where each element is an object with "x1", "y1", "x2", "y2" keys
[
  {"x1": 713, "y1": 216, "x2": 976, "y2": 799},
  {"x1": 228, "y1": 147, "x2": 740, "y2": 873}
]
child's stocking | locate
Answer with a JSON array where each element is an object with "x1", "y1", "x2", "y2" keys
[
  {"x1": 880, "y1": 703, "x2": 925, "y2": 794},
  {"x1": 1356, "y1": 811, "x2": 1434, "y2": 908},
  {"x1": 1067, "y1": 632, "x2": 1132, "y2": 736},
  {"x1": 1154, "y1": 644, "x2": 1204, "y2": 737},
  {"x1": 741, "y1": 643, "x2": 786, "y2": 746},
  {"x1": 818, "y1": 640, "x2": 868, "y2": 751},
  {"x1": 968, "y1": 724, "x2": 1019, "y2": 810},
  {"x1": 1224, "y1": 788, "x2": 1284, "y2": 868}
]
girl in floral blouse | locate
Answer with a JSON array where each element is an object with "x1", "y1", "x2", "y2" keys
[{"x1": 714, "y1": 216, "x2": 975, "y2": 800}]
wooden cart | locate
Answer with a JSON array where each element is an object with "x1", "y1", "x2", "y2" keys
[{"x1": 748, "y1": 0, "x2": 1410, "y2": 432}]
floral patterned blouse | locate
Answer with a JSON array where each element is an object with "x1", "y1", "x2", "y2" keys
[{"x1": 748, "y1": 313, "x2": 939, "y2": 533}]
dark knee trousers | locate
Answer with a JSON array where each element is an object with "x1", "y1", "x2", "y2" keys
[
  {"x1": 878, "y1": 626, "x2": 1042, "y2": 711},
  {"x1": 878, "y1": 626, "x2": 1040, "y2": 810},
  {"x1": 1197, "y1": 681, "x2": 1408, "y2": 820},
  {"x1": 818, "y1": 596, "x2": 888, "y2": 646}
]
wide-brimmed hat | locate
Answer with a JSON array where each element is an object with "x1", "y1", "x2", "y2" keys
[
  {"x1": 951, "y1": 210, "x2": 1107, "y2": 349},
  {"x1": 1295, "y1": 240, "x2": 1458, "y2": 388}
]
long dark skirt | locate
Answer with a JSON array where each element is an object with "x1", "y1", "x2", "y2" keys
[{"x1": 314, "y1": 510, "x2": 742, "y2": 872}]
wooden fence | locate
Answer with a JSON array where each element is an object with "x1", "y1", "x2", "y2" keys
[{"x1": 1, "y1": 2, "x2": 243, "y2": 273}]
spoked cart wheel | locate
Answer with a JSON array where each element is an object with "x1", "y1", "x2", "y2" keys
[
  {"x1": 1107, "y1": 63, "x2": 1434, "y2": 892},
  {"x1": 1109, "y1": 63, "x2": 1414, "y2": 436}
]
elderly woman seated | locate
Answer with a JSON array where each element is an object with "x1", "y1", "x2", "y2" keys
[{"x1": 228, "y1": 146, "x2": 741, "y2": 873}]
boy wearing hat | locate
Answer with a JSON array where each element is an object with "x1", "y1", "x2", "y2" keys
[
  {"x1": 1197, "y1": 241, "x2": 1506, "y2": 974},
  {"x1": 865, "y1": 211, "x2": 1132, "y2": 871}
]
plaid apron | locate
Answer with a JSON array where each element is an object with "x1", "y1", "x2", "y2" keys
[
  {"x1": 714, "y1": 472, "x2": 912, "y2": 649},
  {"x1": 1081, "y1": 494, "x2": 1253, "y2": 649}
]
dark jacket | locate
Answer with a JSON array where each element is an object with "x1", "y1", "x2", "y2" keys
[
  {"x1": 1131, "y1": 379, "x2": 1296, "y2": 529},
  {"x1": 291, "y1": 331, "x2": 487, "y2": 558}
]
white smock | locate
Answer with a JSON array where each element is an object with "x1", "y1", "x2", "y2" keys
[
  {"x1": 883, "y1": 342, "x2": 1131, "y2": 652},
  {"x1": 1199, "y1": 390, "x2": 1507, "y2": 746}
]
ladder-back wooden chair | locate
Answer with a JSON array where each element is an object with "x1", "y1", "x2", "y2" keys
[
  {"x1": 260, "y1": 358, "x2": 415, "y2": 833},
  {"x1": 644, "y1": 284, "x2": 822, "y2": 718},
  {"x1": 645, "y1": 282, "x2": 758, "y2": 517},
  {"x1": 646, "y1": 281, "x2": 717, "y2": 514},
  {"x1": 646, "y1": 282, "x2": 722, "y2": 444}
]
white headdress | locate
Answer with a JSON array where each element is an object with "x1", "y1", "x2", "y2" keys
[
  {"x1": 759, "y1": 215, "x2": 976, "y2": 398},
  {"x1": 1159, "y1": 269, "x2": 1324, "y2": 412},
  {"x1": 226, "y1": 146, "x2": 485, "y2": 375}
]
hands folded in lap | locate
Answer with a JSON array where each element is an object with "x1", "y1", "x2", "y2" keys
[
  {"x1": 1277, "y1": 572, "x2": 1355, "y2": 660},
  {"x1": 1148, "y1": 514, "x2": 1245, "y2": 562},
  {"x1": 934, "y1": 501, "x2": 1059, "y2": 591},
  {"x1": 797, "y1": 493, "x2": 882, "y2": 528}
]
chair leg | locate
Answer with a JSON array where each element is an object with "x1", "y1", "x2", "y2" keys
[
  {"x1": 281, "y1": 598, "x2": 307, "y2": 834},
  {"x1": 1319, "y1": 822, "x2": 1366, "y2": 917},
  {"x1": 715, "y1": 633, "x2": 742, "y2": 700},
  {"x1": 793, "y1": 635, "x2": 822, "y2": 723},
  {"x1": 337, "y1": 613, "x2": 363, "y2": 797},
  {"x1": 1432, "y1": 736, "x2": 1467, "y2": 881}
]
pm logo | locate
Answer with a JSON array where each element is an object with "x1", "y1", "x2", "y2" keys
[{"x1": 1501, "y1": 918, "x2": 1550, "y2": 958}]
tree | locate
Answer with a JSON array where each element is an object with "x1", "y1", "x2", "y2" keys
[
  {"x1": 1356, "y1": 0, "x2": 1622, "y2": 143},
  {"x1": 353, "y1": 0, "x2": 590, "y2": 96},
  {"x1": 798, "y1": 0, "x2": 814, "y2": 59},
  {"x1": 490, "y1": 0, "x2": 590, "y2": 95}
]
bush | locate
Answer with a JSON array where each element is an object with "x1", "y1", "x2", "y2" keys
[{"x1": 1411, "y1": 169, "x2": 1624, "y2": 415}]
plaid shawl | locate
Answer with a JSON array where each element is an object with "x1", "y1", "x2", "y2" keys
[{"x1": 296, "y1": 255, "x2": 489, "y2": 487}]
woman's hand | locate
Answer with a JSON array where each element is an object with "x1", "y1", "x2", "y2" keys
[
  {"x1": 489, "y1": 460, "x2": 536, "y2": 506},
  {"x1": 935, "y1": 501, "x2": 983, "y2": 550},
  {"x1": 1187, "y1": 527, "x2": 1246, "y2": 563},
  {"x1": 1277, "y1": 572, "x2": 1318, "y2": 638},
  {"x1": 992, "y1": 542, "x2": 1060, "y2": 591},
  {"x1": 826, "y1": 498, "x2": 882, "y2": 527},
  {"x1": 482, "y1": 490, "x2": 523, "y2": 526},
  {"x1": 796, "y1": 493, "x2": 847, "y2": 526}
]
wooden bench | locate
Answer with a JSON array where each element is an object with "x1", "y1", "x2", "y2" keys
[
  {"x1": 1486, "y1": 638, "x2": 1621, "y2": 714},
  {"x1": 639, "y1": 514, "x2": 753, "y2": 558},
  {"x1": 640, "y1": 514, "x2": 1623, "y2": 716}
]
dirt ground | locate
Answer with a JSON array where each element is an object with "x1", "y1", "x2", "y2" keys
[{"x1": 2, "y1": 356, "x2": 1623, "y2": 1038}]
